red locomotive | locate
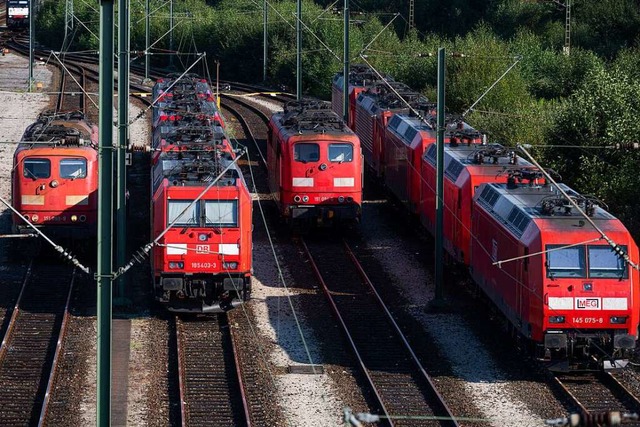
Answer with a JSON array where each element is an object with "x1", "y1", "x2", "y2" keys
[
  {"x1": 334, "y1": 67, "x2": 640, "y2": 369},
  {"x1": 11, "y1": 111, "x2": 98, "y2": 238},
  {"x1": 421, "y1": 141, "x2": 543, "y2": 265},
  {"x1": 354, "y1": 82, "x2": 431, "y2": 178},
  {"x1": 267, "y1": 100, "x2": 363, "y2": 227},
  {"x1": 331, "y1": 64, "x2": 381, "y2": 131},
  {"x1": 471, "y1": 181, "x2": 639, "y2": 369},
  {"x1": 151, "y1": 76, "x2": 252, "y2": 313},
  {"x1": 153, "y1": 73, "x2": 224, "y2": 128}
]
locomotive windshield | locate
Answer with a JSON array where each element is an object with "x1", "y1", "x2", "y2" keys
[
  {"x1": 546, "y1": 244, "x2": 628, "y2": 279},
  {"x1": 205, "y1": 200, "x2": 238, "y2": 227},
  {"x1": 294, "y1": 143, "x2": 320, "y2": 163},
  {"x1": 60, "y1": 158, "x2": 87, "y2": 179},
  {"x1": 23, "y1": 158, "x2": 51, "y2": 179},
  {"x1": 546, "y1": 245, "x2": 586, "y2": 278},
  {"x1": 168, "y1": 200, "x2": 198, "y2": 226},
  {"x1": 167, "y1": 200, "x2": 238, "y2": 228},
  {"x1": 588, "y1": 245, "x2": 628, "y2": 278},
  {"x1": 329, "y1": 144, "x2": 353, "y2": 163}
]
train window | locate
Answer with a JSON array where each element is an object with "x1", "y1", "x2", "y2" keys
[
  {"x1": 329, "y1": 144, "x2": 353, "y2": 163},
  {"x1": 23, "y1": 158, "x2": 50, "y2": 179},
  {"x1": 60, "y1": 158, "x2": 87, "y2": 179},
  {"x1": 545, "y1": 245, "x2": 586, "y2": 278},
  {"x1": 587, "y1": 245, "x2": 628, "y2": 279},
  {"x1": 167, "y1": 201, "x2": 198, "y2": 226},
  {"x1": 294, "y1": 143, "x2": 320, "y2": 163},
  {"x1": 205, "y1": 200, "x2": 238, "y2": 227}
]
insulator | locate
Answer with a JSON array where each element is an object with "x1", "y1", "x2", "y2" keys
[
  {"x1": 581, "y1": 411, "x2": 621, "y2": 427},
  {"x1": 129, "y1": 143, "x2": 150, "y2": 152}
]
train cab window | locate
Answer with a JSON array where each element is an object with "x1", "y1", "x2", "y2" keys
[
  {"x1": 329, "y1": 144, "x2": 353, "y2": 163},
  {"x1": 60, "y1": 158, "x2": 87, "y2": 179},
  {"x1": 205, "y1": 200, "x2": 238, "y2": 227},
  {"x1": 587, "y1": 245, "x2": 628, "y2": 279},
  {"x1": 294, "y1": 143, "x2": 320, "y2": 163},
  {"x1": 545, "y1": 245, "x2": 586, "y2": 278},
  {"x1": 23, "y1": 158, "x2": 51, "y2": 179},
  {"x1": 167, "y1": 201, "x2": 198, "y2": 226}
]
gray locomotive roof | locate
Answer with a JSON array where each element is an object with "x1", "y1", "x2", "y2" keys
[
  {"x1": 475, "y1": 182, "x2": 615, "y2": 238},
  {"x1": 152, "y1": 150, "x2": 241, "y2": 192},
  {"x1": 424, "y1": 143, "x2": 537, "y2": 183},
  {"x1": 333, "y1": 65, "x2": 389, "y2": 89},
  {"x1": 274, "y1": 101, "x2": 354, "y2": 136}
]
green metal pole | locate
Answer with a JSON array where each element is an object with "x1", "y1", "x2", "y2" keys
[
  {"x1": 28, "y1": 0, "x2": 34, "y2": 91},
  {"x1": 116, "y1": 0, "x2": 129, "y2": 304},
  {"x1": 296, "y1": 0, "x2": 301, "y2": 99},
  {"x1": 263, "y1": 0, "x2": 267, "y2": 82},
  {"x1": 434, "y1": 47, "x2": 445, "y2": 302},
  {"x1": 97, "y1": 0, "x2": 114, "y2": 424},
  {"x1": 145, "y1": 0, "x2": 149, "y2": 80},
  {"x1": 342, "y1": 0, "x2": 349, "y2": 124}
]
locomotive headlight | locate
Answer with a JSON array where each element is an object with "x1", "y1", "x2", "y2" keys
[
  {"x1": 71, "y1": 215, "x2": 78, "y2": 222},
  {"x1": 347, "y1": 196, "x2": 353, "y2": 203},
  {"x1": 223, "y1": 262, "x2": 238, "y2": 269},
  {"x1": 169, "y1": 262, "x2": 184, "y2": 269},
  {"x1": 338, "y1": 196, "x2": 345, "y2": 203},
  {"x1": 31, "y1": 214, "x2": 39, "y2": 223},
  {"x1": 549, "y1": 316, "x2": 565, "y2": 323},
  {"x1": 293, "y1": 195, "x2": 301, "y2": 203},
  {"x1": 50, "y1": 180, "x2": 59, "y2": 188},
  {"x1": 302, "y1": 195, "x2": 309, "y2": 203},
  {"x1": 79, "y1": 215, "x2": 86, "y2": 222},
  {"x1": 610, "y1": 316, "x2": 628, "y2": 324}
]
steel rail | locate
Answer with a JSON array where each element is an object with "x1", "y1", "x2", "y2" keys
[
  {"x1": 342, "y1": 239, "x2": 460, "y2": 426},
  {"x1": 300, "y1": 237, "x2": 396, "y2": 426},
  {"x1": 175, "y1": 316, "x2": 188, "y2": 427},
  {"x1": 228, "y1": 318, "x2": 252, "y2": 427},
  {"x1": 37, "y1": 268, "x2": 77, "y2": 427},
  {"x1": 0, "y1": 259, "x2": 33, "y2": 365}
]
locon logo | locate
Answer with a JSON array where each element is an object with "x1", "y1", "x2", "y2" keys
[{"x1": 575, "y1": 297, "x2": 601, "y2": 310}]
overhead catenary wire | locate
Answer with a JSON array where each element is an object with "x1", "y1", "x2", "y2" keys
[{"x1": 0, "y1": 196, "x2": 91, "y2": 274}]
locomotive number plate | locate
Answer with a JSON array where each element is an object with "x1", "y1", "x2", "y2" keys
[
  {"x1": 191, "y1": 262, "x2": 216, "y2": 269},
  {"x1": 571, "y1": 317, "x2": 604, "y2": 324}
]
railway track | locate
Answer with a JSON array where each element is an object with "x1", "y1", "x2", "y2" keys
[
  {"x1": 302, "y1": 237, "x2": 458, "y2": 427},
  {"x1": 0, "y1": 261, "x2": 76, "y2": 426},
  {"x1": 175, "y1": 314, "x2": 249, "y2": 426},
  {"x1": 550, "y1": 370, "x2": 640, "y2": 426},
  {"x1": 55, "y1": 59, "x2": 87, "y2": 114}
]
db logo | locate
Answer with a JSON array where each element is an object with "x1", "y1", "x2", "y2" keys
[
  {"x1": 575, "y1": 297, "x2": 601, "y2": 310},
  {"x1": 196, "y1": 245, "x2": 210, "y2": 254}
]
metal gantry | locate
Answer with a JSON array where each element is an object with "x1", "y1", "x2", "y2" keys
[{"x1": 409, "y1": 0, "x2": 415, "y2": 30}]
